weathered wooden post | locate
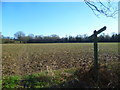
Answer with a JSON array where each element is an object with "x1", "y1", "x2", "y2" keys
[
  {"x1": 89, "y1": 26, "x2": 107, "y2": 82},
  {"x1": 93, "y1": 30, "x2": 99, "y2": 81}
]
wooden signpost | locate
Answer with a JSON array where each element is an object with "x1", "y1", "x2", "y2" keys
[{"x1": 90, "y1": 26, "x2": 107, "y2": 82}]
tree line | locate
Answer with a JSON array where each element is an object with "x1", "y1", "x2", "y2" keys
[{"x1": 1, "y1": 31, "x2": 120, "y2": 44}]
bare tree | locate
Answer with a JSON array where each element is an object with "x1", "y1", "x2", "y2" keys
[
  {"x1": 84, "y1": 0, "x2": 119, "y2": 18},
  {"x1": 14, "y1": 31, "x2": 25, "y2": 43}
]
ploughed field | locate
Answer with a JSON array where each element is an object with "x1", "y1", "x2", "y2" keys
[{"x1": 2, "y1": 43, "x2": 119, "y2": 76}]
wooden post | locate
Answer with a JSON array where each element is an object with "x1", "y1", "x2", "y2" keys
[
  {"x1": 89, "y1": 26, "x2": 107, "y2": 83},
  {"x1": 93, "y1": 30, "x2": 99, "y2": 82},
  {"x1": 94, "y1": 30, "x2": 98, "y2": 69}
]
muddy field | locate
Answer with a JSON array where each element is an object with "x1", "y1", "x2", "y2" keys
[{"x1": 2, "y1": 43, "x2": 119, "y2": 76}]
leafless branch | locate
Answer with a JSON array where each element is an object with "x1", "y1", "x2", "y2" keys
[{"x1": 84, "y1": 0, "x2": 119, "y2": 18}]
